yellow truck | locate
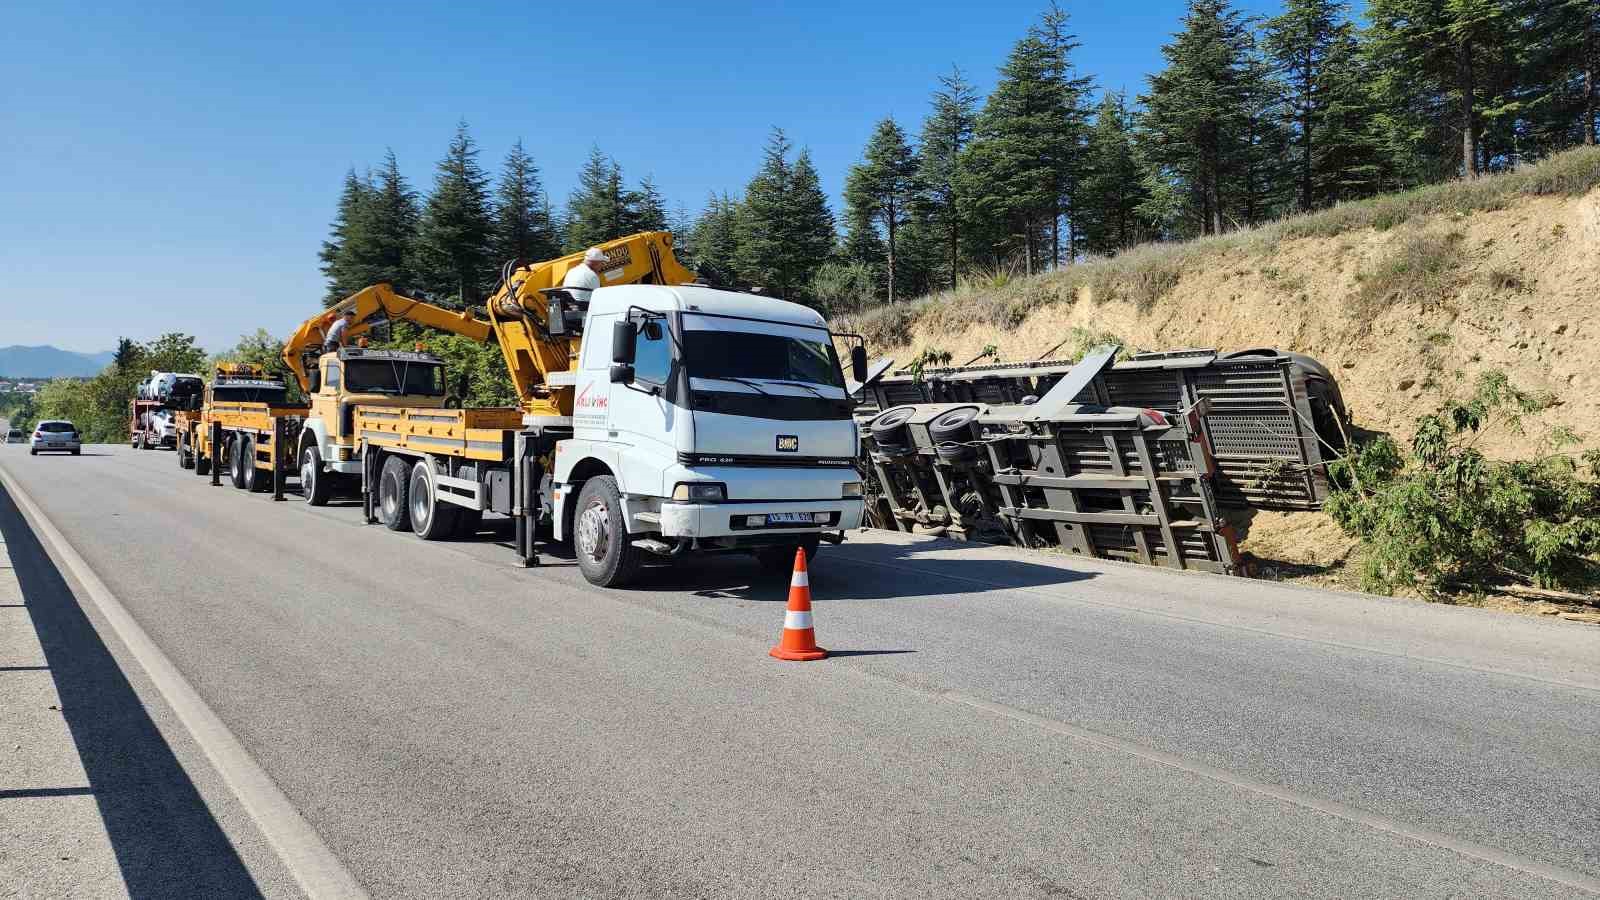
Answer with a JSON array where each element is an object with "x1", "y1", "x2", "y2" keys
[{"x1": 175, "y1": 363, "x2": 306, "y2": 492}]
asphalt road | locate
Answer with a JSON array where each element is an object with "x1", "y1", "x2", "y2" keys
[{"x1": 1, "y1": 443, "x2": 1596, "y2": 898}]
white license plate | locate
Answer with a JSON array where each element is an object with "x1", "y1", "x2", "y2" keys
[{"x1": 767, "y1": 512, "x2": 816, "y2": 525}]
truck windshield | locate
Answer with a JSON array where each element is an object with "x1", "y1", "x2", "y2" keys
[
  {"x1": 683, "y1": 330, "x2": 845, "y2": 389},
  {"x1": 345, "y1": 360, "x2": 445, "y2": 396}
]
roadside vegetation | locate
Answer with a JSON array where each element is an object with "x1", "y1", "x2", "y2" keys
[
  {"x1": 840, "y1": 145, "x2": 1600, "y2": 349},
  {"x1": 1325, "y1": 372, "x2": 1600, "y2": 603}
]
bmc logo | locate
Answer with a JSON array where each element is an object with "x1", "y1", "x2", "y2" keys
[
  {"x1": 576, "y1": 382, "x2": 608, "y2": 410},
  {"x1": 775, "y1": 435, "x2": 799, "y2": 452}
]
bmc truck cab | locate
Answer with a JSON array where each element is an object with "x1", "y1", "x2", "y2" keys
[{"x1": 553, "y1": 284, "x2": 866, "y2": 585}]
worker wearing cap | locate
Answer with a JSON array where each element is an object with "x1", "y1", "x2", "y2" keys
[
  {"x1": 562, "y1": 247, "x2": 608, "y2": 295},
  {"x1": 323, "y1": 309, "x2": 356, "y2": 352}
]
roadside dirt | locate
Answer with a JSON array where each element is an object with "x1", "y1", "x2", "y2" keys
[{"x1": 870, "y1": 186, "x2": 1600, "y2": 621}]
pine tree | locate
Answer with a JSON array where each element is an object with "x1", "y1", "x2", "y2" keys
[
  {"x1": 1264, "y1": 0, "x2": 1347, "y2": 211},
  {"x1": 788, "y1": 149, "x2": 838, "y2": 299},
  {"x1": 565, "y1": 147, "x2": 632, "y2": 251},
  {"x1": 365, "y1": 149, "x2": 422, "y2": 290},
  {"x1": 1138, "y1": 0, "x2": 1256, "y2": 236},
  {"x1": 690, "y1": 192, "x2": 742, "y2": 286},
  {"x1": 844, "y1": 118, "x2": 918, "y2": 301},
  {"x1": 917, "y1": 66, "x2": 978, "y2": 289},
  {"x1": 415, "y1": 121, "x2": 495, "y2": 306},
  {"x1": 112, "y1": 338, "x2": 143, "y2": 373},
  {"x1": 960, "y1": 34, "x2": 1061, "y2": 272},
  {"x1": 1078, "y1": 91, "x2": 1150, "y2": 255},
  {"x1": 630, "y1": 175, "x2": 669, "y2": 232},
  {"x1": 1034, "y1": 3, "x2": 1094, "y2": 265},
  {"x1": 1233, "y1": 47, "x2": 1294, "y2": 227},
  {"x1": 736, "y1": 129, "x2": 835, "y2": 304},
  {"x1": 491, "y1": 139, "x2": 559, "y2": 269},
  {"x1": 1366, "y1": 0, "x2": 1518, "y2": 179},
  {"x1": 319, "y1": 169, "x2": 374, "y2": 304},
  {"x1": 1524, "y1": 0, "x2": 1600, "y2": 152}
]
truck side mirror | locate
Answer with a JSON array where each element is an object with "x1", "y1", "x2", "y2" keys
[
  {"x1": 612, "y1": 320, "x2": 637, "y2": 364},
  {"x1": 850, "y1": 345, "x2": 868, "y2": 383},
  {"x1": 609, "y1": 363, "x2": 635, "y2": 384}
]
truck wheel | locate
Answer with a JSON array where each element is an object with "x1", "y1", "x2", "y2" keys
[
  {"x1": 379, "y1": 456, "x2": 411, "y2": 531},
  {"x1": 408, "y1": 461, "x2": 459, "y2": 540},
  {"x1": 573, "y1": 476, "x2": 640, "y2": 587},
  {"x1": 301, "y1": 444, "x2": 331, "y2": 506},
  {"x1": 229, "y1": 439, "x2": 248, "y2": 489},
  {"x1": 754, "y1": 538, "x2": 819, "y2": 575},
  {"x1": 242, "y1": 438, "x2": 267, "y2": 492}
]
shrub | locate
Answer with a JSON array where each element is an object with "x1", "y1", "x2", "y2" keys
[
  {"x1": 1325, "y1": 371, "x2": 1600, "y2": 599},
  {"x1": 810, "y1": 261, "x2": 879, "y2": 316}
]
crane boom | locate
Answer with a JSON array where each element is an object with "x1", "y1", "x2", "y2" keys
[
  {"x1": 281, "y1": 284, "x2": 493, "y2": 393},
  {"x1": 481, "y1": 231, "x2": 695, "y2": 418}
]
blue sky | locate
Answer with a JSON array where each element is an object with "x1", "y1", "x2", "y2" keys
[{"x1": 2, "y1": 0, "x2": 1288, "y2": 354}]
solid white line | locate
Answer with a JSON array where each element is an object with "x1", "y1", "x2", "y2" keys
[
  {"x1": 941, "y1": 689, "x2": 1600, "y2": 895},
  {"x1": 0, "y1": 460, "x2": 370, "y2": 900}
]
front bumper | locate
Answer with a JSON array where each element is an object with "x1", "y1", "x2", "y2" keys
[{"x1": 658, "y1": 498, "x2": 864, "y2": 539}]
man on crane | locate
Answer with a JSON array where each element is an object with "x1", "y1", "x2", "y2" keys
[
  {"x1": 323, "y1": 309, "x2": 356, "y2": 352},
  {"x1": 561, "y1": 247, "x2": 608, "y2": 296}
]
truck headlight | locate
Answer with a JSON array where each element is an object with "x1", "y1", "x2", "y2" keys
[
  {"x1": 672, "y1": 482, "x2": 727, "y2": 501},
  {"x1": 842, "y1": 480, "x2": 864, "y2": 498}
]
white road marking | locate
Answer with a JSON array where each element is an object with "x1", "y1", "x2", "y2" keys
[
  {"x1": 940, "y1": 689, "x2": 1600, "y2": 896},
  {"x1": 0, "y1": 460, "x2": 370, "y2": 900}
]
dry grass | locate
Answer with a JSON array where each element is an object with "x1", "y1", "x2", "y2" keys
[
  {"x1": 1353, "y1": 229, "x2": 1467, "y2": 317},
  {"x1": 840, "y1": 145, "x2": 1600, "y2": 349}
]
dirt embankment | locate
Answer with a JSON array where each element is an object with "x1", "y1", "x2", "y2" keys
[
  {"x1": 867, "y1": 187, "x2": 1600, "y2": 459},
  {"x1": 844, "y1": 157, "x2": 1600, "y2": 618}
]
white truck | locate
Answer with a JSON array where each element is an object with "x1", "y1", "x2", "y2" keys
[{"x1": 331, "y1": 233, "x2": 868, "y2": 586}]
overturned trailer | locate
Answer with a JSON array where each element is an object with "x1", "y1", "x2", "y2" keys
[{"x1": 854, "y1": 346, "x2": 1349, "y2": 575}]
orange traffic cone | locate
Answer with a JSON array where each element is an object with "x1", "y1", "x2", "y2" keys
[{"x1": 770, "y1": 547, "x2": 827, "y2": 661}]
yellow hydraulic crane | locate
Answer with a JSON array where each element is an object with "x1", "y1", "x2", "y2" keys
[
  {"x1": 482, "y1": 231, "x2": 695, "y2": 418},
  {"x1": 281, "y1": 231, "x2": 696, "y2": 419},
  {"x1": 280, "y1": 285, "x2": 492, "y2": 393}
]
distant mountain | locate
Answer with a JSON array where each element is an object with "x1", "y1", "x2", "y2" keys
[{"x1": 0, "y1": 345, "x2": 116, "y2": 378}]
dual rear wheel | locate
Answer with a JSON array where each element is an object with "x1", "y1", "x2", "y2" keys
[{"x1": 375, "y1": 455, "x2": 477, "y2": 541}]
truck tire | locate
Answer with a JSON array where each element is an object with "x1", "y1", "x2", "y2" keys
[
  {"x1": 379, "y1": 456, "x2": 411, "y2": 531},
  {"x1": 229, "y1": 438, "x2": 248, "y2": 489},
  {"x1": 242, "y1": 438, "x2": 268, "y2": 492},
  {"x1": 301, "y1": 444, "x2": 331, "y2": 506},
  {"x1": 408, "y1": 461, "x2": 459, "y2": 541},
  {"x1": 754, "y1": 537, "x2": 819, "y2": 575},
  {"x1": 573, "y1": 476, "x2": 641, "y2": 587}
]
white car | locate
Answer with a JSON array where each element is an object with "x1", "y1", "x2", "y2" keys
[
  {"x1": 30, "y1": 420, "x2": 81, "y2": 455},
  {"x1": 5, "y1": 429, "x2": 22, "y2": 444}
]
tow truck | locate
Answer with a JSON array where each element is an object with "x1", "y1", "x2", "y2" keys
[{"x1": 280, "y1": 231, "x2": 870, "y2": 586}]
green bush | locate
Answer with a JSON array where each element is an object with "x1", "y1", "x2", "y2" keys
[
  {"x1": 810, "y1": 261, "x2": 880, "y2": 316},
  {"x1": 1325, "y1": 371, "x2": 1600, "y2": 599}
]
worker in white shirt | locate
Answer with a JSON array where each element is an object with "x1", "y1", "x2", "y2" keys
[
  {"x1": 323, "y1": 309, "x2": 356, "y2": 352},
  {"x1": 562, "y1": 247, "x2": 608, "y2": 295}
]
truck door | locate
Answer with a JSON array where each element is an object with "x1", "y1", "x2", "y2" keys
[
  {"x1": 608, "y1": 317, "x2": 681, "y2": 497},
  {"x1": 314, "y1": 359, "x2": 342, "y2": 440}
]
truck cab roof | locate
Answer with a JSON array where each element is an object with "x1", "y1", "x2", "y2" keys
[{"x1": 587, "y1": 284, "x2": 827, "y2": 331}]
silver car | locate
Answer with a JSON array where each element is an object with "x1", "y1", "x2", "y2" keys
[
  {"x1": 5, "y1": 429, "x2": 22, "y2": 444},
  {"x1": 30, "y1": 420, "x2": 81, "y2": 455}
]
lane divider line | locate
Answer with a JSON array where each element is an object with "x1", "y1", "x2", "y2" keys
[
  {"x1": 940, "y1": 689, "x2": 1600, "y2": 895},
  {"x1": 828, "y1": 550, "x2": 1600, "y2": 695},
  {"x1": 0, "y1": 459, "x2": 371, "y2": 900}
]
